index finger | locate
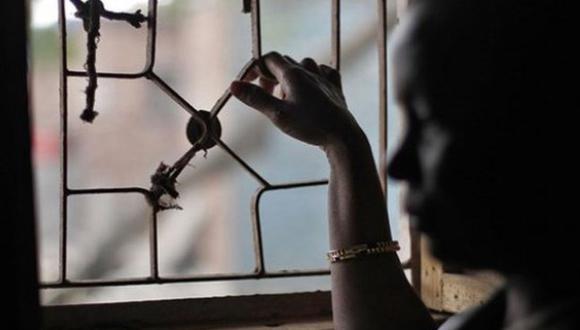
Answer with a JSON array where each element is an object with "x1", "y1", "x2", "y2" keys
[{"x1": 261, "y1": 52, "x2": 296, "y2": 83}]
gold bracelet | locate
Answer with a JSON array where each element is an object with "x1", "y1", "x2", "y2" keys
[{"x1": 326, "y1": 241, "x2": 400, "y2": 263}]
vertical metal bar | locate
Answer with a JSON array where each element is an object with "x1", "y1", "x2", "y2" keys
[
  {"x1": 249, "y1": 0, "x2": 266, "y2": 275},
  {"x1": 250, "y1": 0, "x2": 262, "y2": 58},
  {"x1": 144, "y1": 0, "x2": 158, "y2": 73},
  {"x1": 149, "y1": 209, "x2": 160, "y2": 279},
  {"x1": 146, "y1": 0, "x2": 160, "y2": 281},
  {"x1": 331, "y1": 0, "x2": 340, "y2": 71},
  {"x1": 378, "y1": 0, "x2": 388, "y2": 191},
  {"x1": 58, "y1": 0, "x2": 69, "y2": 284},
  {"x1": 251, "y1": 189, "x2": 267, "y2": 274}
]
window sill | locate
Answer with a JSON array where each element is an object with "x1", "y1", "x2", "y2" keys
[{"x1": 42, "y1": 291, "x2": 332, "y2": 329}]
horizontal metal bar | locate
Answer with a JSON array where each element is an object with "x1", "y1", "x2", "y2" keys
[
  {"x1": 67, "y1": 187, "x2": 150, "y2": 196},
  {"x1": 67, "y1": 69, "x2": 149, "y2": 79},
  {"x1": 40, "y1": 269, "x2": 330, "y2": 289},
  {"x1": 262, "y1": 180, "x2": 329, "y2": 191}
]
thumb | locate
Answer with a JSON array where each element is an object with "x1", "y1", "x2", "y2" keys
[{"x1": 230, "y1": 81, "x2": 285, "y2": 120}]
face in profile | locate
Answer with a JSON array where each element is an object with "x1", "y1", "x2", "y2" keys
[
  {"x1": 386, "y1": 3, "x2": 516, "y2": 271},
  {"x1": 385, "y1": 0, "x2": 565, "y2": 280}
]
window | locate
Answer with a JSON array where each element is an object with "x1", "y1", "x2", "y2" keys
[{"x1": 31, "y1": 0, "x2": 497, "y2": 327}]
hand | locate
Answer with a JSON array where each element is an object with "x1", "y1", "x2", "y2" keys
[{"x1": 230, "y1": 52, "x2": 361, "y2": 150}]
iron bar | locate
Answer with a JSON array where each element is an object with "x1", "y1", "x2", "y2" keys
[
  {"x1": 331, "y1": 0, "x2": 341, "y2": 71},
  {"x1": 250, "y1": 188, "x2": 267, "y2": 274},
  {"x1": 68, "y1": 187, "x2": 150, "y2": 196},
  {"x1": 209, "y1": 58, "x2": 257, "y2": 119},
  {"x1": 149, "y1": 210, "x2": 160, "y2": 279},
  {"x1": 213, "y1": 138, "x2": 270, "y2": 187},
  {"x1": 67, "y1": 70, "x2": 147, "y2": 79},
  {"x1": 250, "y1": 0, "x2": 262, "y2": 58},
  {"x1": 144, "y1": 0, "x2": 158, "y2": 74},
  {"x1": 58, "y1": 0, "x2": 69, "y2": 285},
  {"x1": 251, "y1": 180, "x2": 330, "y2": 275},
  {"x1": 40, "y1": 269, "x2": 331, "y2": 289},
  {"x1": 147, "y1": 71, "x2": 201, "y2": 118},
  {"x1": 377, "y1": 0, "x2": 388, "y2": 191}
]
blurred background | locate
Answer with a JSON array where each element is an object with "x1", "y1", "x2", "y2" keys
[{"x1": 30, "y1": 0, "x2": 407, "y2": 305}]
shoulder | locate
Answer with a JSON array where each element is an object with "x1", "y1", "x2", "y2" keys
[
  {"x1": 438, "y1": 288, "x2": 505, "y2": 330},
  {"x1": 438, "y1": 287, "x2": 580, "y2": 330}
]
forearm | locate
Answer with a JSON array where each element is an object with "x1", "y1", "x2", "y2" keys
[{"x1": 325, "y1": 127, "x2": 435, "y2": 330}]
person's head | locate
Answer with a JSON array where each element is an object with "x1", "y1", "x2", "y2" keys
[{"x1": 387, "y1": 0, "x2": 566, "y2": 276}]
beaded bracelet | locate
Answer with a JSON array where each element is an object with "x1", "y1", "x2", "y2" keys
[{"x1": 326, "y1": 241, "x2": 400, "y2": 263}]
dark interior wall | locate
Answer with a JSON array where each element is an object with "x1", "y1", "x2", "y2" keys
[{"x1": 1, "y1": 1, "x2": 41, "y2": 328}]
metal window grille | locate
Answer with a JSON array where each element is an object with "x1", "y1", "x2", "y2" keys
[{"x1": 40, "y1": 0, "x2": 408, "y2": 291}]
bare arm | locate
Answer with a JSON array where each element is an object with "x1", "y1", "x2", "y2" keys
[
  {"x1": 230, "y1": 52, "x2": 435, "y2": 330},
  {"x1": 325, "y1": 128, "x2": 435, "y2": 329}
]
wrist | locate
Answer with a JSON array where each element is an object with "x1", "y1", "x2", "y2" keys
[{"x1": 323, "y1": 123, "x2": 369, "y2": 160}]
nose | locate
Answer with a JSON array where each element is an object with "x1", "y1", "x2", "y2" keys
[{"x1": 386, "y1": 137, "x2": 421, "y2": 184}]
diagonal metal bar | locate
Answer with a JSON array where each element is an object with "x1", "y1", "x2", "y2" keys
[
  {"x1": 146, "y1": 71, "x2": 201, "y2": 118},
  {"x1": 213, "y1": 137, "x2": 270, "y2": 187},
  {"x1": 209, "y1": 58, "x2": 257, "y2": 119}
]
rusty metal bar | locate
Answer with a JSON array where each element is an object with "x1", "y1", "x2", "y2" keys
[
  {"x1": 58, "y1": 0, "x2": 69, "y2": 285},
  {"x1": 149, "y1": 210, "x2": 160, "y2": 279},
  {"x1": 209, "y1": 58, "x2": 256, "y2": 119},
  {"x1": 331, "y1": 0, "x2": 341, "y2": 71},
  {"x1": 250, "y1": 0, "x2": 262, "y2": 58},
  {"x1": 68, "y1": 187, "x2": 150, "y2": 196},
  {"x1": 260, "y1": 180, "x2": 329, "y2": 192},
  {"x1": 251, "y1": 180, "x2": 329, "y2": 275},
  {"x1": 67, "y1": 70, "x2": 147, "y2": 79},
  {"x1": 144, "y1": 0, "x2": 158, "y2": 74},
  {"x1": 147, "y1": 71, "x2": 200, "y2": 117},
  {"x1": 251, "y1": 188, "x2": 267, "y2": 274}
]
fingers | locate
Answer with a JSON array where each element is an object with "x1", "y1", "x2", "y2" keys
[
  {"x1": 301, "y1": 58, "x2": 320, "y2": 75},
  {"x1": 243, "y1": 65, "x2": 259, "y2": 82},
  {"x1": 259, "y1": 76, "x2": 276, "y2": 94},
  {"x1": 319, "y1": 64, "x2": 342, "y2": 88},
  {"x1": 262, "y1": 52, "x2": 296, "y2": 83},
  {"x1": 284, "y1": 55, "x2": 299, "y2": 65},
  {"x1": 230, "y1": 81, "x2": 286, "y2": 121}
]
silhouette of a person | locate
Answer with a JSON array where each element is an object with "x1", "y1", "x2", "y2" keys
[{"x1": 230, "y1": 0, "x2": 575, "y2": 328}]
